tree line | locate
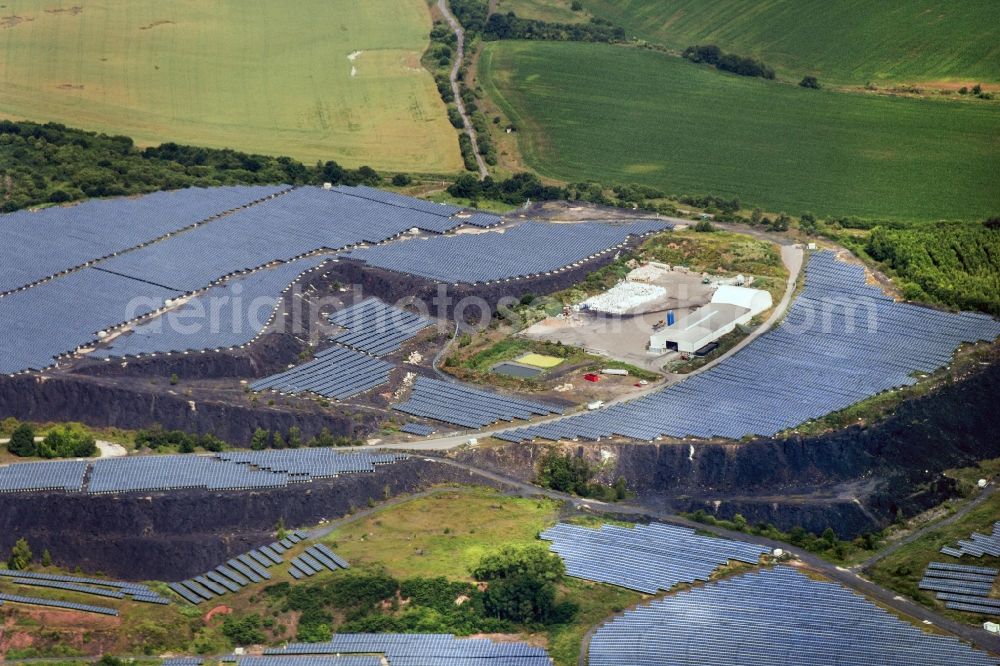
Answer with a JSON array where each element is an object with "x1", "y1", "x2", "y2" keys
[
  {"x1": 682, "y1": 44, "x2": 775, "y2": 80},
  {"x1": 483, "y1": 13, "x2": 625, "y2": 42},
  {"x1": 451, "y1": 0, "x2": 623, "y2": 43},
  {"x1": 0, "y1": 120, "x2": 384, "y2": 213}
]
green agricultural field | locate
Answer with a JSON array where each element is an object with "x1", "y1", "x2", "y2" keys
[
  {"x1": 576, "y1": 0, "x2": 1000, "y2": 85},
  {"x1": 481, "y1": 41, "x2": 1000, "y2": 221},
  {"x1": 0, "y1": 0, "x2": 462, "y2": 172}
]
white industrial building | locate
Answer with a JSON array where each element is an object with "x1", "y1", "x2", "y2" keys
[{"x1": 649, "y1": 286, "x2": 772, "y2": 354}]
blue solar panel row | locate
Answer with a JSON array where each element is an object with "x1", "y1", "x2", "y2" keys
[
  {"x1": 170, "y1": 533, "x2": 320, "y2": 605},
  {"x1": 588, "y1": 566, "x2": 998, "y2": 666},
  {"x1": 265, "y1": 633, "x2": 552, "y2": 664},
  {"x1": 540, "y1": 522, "x2": 769, "y2": 594},
  {"x1": 497, "y1": 251, "x2": 1000, "y2": 443},
  {"x1": 0, "y1": 569, "x2": 168, "y2": 604},
  {"x1": 0, "y1": 268, "x2": 181, "y2": 374},
  {"x1": 250, "y1": 345, "x2": 395, "y2": 399},
  {"x1": 942, "y1": 522, "x2": 1000, "y2": 559},
  {"x1": 328, "y1": 185, "x2": 501, "y2": 228},
  {"x1": 328, "y1": 297, "x2": 435, "y2": 356},
  {"x1": 0, "y1": 449, "x2": 406, "y2": 495},
  {"x1": 162, "y1": 659, "x2": 205, "y2": 666},
  {"x1": 0, "y1": 185, "x2": 287, "y2": 294},
  {"x1": 91, "y1": 256, "x2": 329, "y2": 359},
  {"x1": 240, "y1": 658, "x2": 381, "y2": 666},
  {"x1": 393, "y1": 376, "x2": 562, "y2": 429},
  {"x1": 0, "y1": 593, "x2": 118, "y2": 616},
  {"x1": 920, "y1": 562, "x2": 1000, "y2": 616},
  {"x1": 288, "y1": 544, "x2": 349, "y2": 579},
  {"x1": 217, "y1": 450, "x2": 404, "y2": 479},
  {"x1": 0, "y1": 460, "x2": 89, "y2": 492},
  {"x1": 94, "y1": 186, "x2": 494, "y2": 292},
  {"x1": 400, "y1": 422, "x2": 436, "y2": 437},
  {"x1": 345, "y1": 220, "x2": 671, "y2": 283}
]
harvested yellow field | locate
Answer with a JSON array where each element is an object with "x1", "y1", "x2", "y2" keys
[{"x1": 0, "y1": 0, "x2": 462, "y2": 172}]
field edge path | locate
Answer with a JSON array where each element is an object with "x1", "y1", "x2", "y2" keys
[{"x1": 438, "y1": 0, "x2": 490, "y2": 178}]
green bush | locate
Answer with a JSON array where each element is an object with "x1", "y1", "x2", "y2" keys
[{"x1": 222, "y1": 613, "x2": 266, "y2": 646}]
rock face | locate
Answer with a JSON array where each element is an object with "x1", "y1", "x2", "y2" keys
[
  {"x1": 0, "y1": 459, "x2": 508, "y2": 581},
  {"x1": 0, "y1": 373, "x2": 376, "y2": 444},
  {"x1": 456, "y1": 361, "x2": 1000, "y2": 537}
]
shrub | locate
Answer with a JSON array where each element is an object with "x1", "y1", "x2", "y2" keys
[{"x1": 8, "y1": 423, "x2": 36, "y2": 457}]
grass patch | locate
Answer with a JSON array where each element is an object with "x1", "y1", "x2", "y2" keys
[
  {"x1": 480, "y1": 40, "x2": 1000, "y2": 221},
  {"x1": 324, "y1": 488, "x2": 560, "y2": 580},
  {"x1": 577, "y1": 0, "x2": 1000, "y2": 85},
  {"x1": 497, "y1": 0, "x2": 592, "y2": 24},
  {"x1": 642, "y1": 229, "x2": 785, "y2": 278},
  {"x1": 0, "y1": 0, "x2": 461, "y2": 172}
]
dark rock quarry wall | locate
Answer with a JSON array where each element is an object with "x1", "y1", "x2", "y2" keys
[
  {"x1": 0, "y1": 374, "x2": 377, "y2": 444},
  {"x1": 456, "y1": 360, "x2": 1000, "y2": 536},
  {"x1": 0, "y1": 459, "x2": 509, "y2": 581}
]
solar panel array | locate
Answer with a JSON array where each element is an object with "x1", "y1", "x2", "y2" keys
[
  {"x1": 0, "y1": 267, "x2": 180, "y2": 374},
  {"x1": 162, "y1": 659, "x2": 205, "y2": 666},
  {"x1": 0, "y1": 569, "x2": 168, "y2": 604},
  {"x1": 345, "y1": 220, "x2": 670, "y2": 283},
  {"x1": 240, "y1": 658, "x2": 381, "y2": 666},
  {"x1": 288, "y1": 543, "x2": 350, "y2": 580},
  {"x1": 328, "y1": 298, "x2": 436, "y2": 356},
  {"x1": 942, "y1": 522, "x2": 1000, "y2": 559},
  {"x1": 169, "y1": 532, "x2": 315, "y2": 604},
  {"x1": 0, "y1": 185, "x2": 502, "y2": 376},
  {"x1": 393, "y1": 376, "x2": 562, "y2": 429},
  {"x1": 0, "y1": 460, "x2": 89, "y2": 493},
  {"x1": 498, "y1": 251, "x2": 1000, "y2": 443},
  {"x1": 0, "y1": 593, "x2": 118, "y2": 616},
  {"x1": 400, "y1": 423, "x2": 436, "y2": 437},
  {"x1": 94, "y1": 186, "x2": 493, "y2": 292},
  {"x1": 540, "y1": 522, "x2": 769, "y2": 594},
  {"x1": 920, "y1": 562, "x2": 1000, "y2": 616},
  {"x1": 0, "y1": 449, "x2": 406, "y2": 495},
  {"x1": 217, "y1": 450, "x2": 404, "y2": 479},
  {"x1": 265, "y1": 633, "x2": 552, "y2": 665},
  {"x1": 0, "y1": 185, "x2": 286, "y2": 294},
  {"x1": 91, "y1": 257, "x2": 328, "y2": 358},
  {"x1": 250, "y1": 346, "x2": 394, "y2": 399},
  {"x1": 588, "y1": 566, "x2": 998, "y2": 666}
]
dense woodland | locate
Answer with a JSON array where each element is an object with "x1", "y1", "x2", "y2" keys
[{"x1": 864, "y1": 221, "x2": 1000, "y2": 315}]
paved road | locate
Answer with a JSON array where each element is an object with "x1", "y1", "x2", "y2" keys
[
  {"x1": 376, "y1": 241, "x2": 805, "y2": 451},
  {"x1": 437, "y1": 0, "x2": 489, "y2": 178}
]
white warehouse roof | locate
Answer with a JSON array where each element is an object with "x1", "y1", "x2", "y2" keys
[{"x1": 711, "y1": 285, "x2": 772, "y2": 316}]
